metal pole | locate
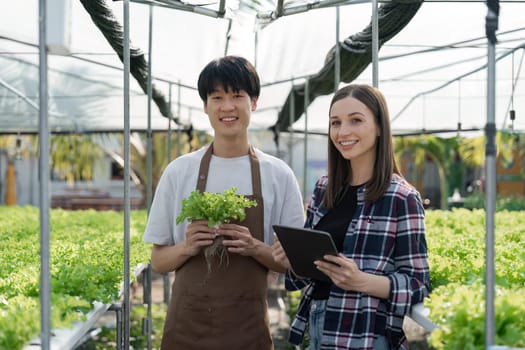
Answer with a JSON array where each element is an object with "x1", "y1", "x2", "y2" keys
[
  {"x1": 303, "y1": 79, "x2": 309, "y2": 198},
  {"x1": 164, "y1": 83, "x2": 173, "y2": 305},
  {"x1": 146, "y1": 4, "x2": 154, "y2": 213},
  {"x1": 38, "y1": 0, "x2": 51, "y2": 349},
  {"x1": 177, "y1": 82, "x2": 182, "y2": 157},
  {"x1": 144, "y1": 264, "x2": 152, "y2": 350},
  {"x1": 288, "y1": 83, "x2": 295, "y2": 168},
  {"x1": 254, "y1": 29, "x2": 258, "y2": 69},
  {"x1": 224, "y1": 19, "x2": 232, "y2": 55},
  {"x1": 124, "y1": 0, "x2": 154, "y2": 325},
  {"x1": 484, "y1": 0, "x2": 499, "y2": 347},
  {"x1": 167, "y1": 83, "x2": 173, "y2": 161},
  {"x1": 110, "y1": 303, "x2": 123, "y2": 349},
  {"x1": 335, "y1": 6, "x2": 340, "y2": 91},
  {"x1": 123, "y1": 0, "x2": 131, "y2": 348},
  {"x1": 371, "y1": 0, "x2": 379, "y2": 87}
]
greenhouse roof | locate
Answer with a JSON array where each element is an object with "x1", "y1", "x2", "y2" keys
[{"x1": 1, "y1": 0, "x2": 524, "y2": 135}]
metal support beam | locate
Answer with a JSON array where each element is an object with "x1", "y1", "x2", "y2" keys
[
  {"x1": 110, "y1": 303, "x2": 123, "y2": 349},
  {"x1": 38, "y1": 0, "x2": 51, "y2": 349},
  {"x1": 131, "y1": 0, "x2": 226, "y2": 18},
  {"x1": 257, "y1": 0, "x2": 368, "y2": 21},
  {"x1": 123, "y1": 1, "x2": 132, "y2": 348},
  {"x1": 288, "y1": 82, "x2": 295, "y2": 166},
  {"x1": 371, "y1": 0, "x2": 379, "y2": 87},
  {"x1": 484, "y1": 0, "x2": 499, "y2": 347},
  {"x1": 335, "y1": 6, "x2": 340, "y2": 91},
  {"x1": 302, "y1": 79, "x2": 309, "y2": 198},
  {"x1": 146, "y1": 4, "x2": 154, "y2": 212}
]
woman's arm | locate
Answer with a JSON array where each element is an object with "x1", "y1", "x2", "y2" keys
[{"x1": 387, "y1": 191, "x2": 430, "y2": 314}]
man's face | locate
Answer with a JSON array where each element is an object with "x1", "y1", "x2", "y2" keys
[{"x1": 204, "y1": 86, "x2": 257, "y2": 138}]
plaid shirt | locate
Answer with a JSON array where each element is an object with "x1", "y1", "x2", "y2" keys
[{"x1": 286, "y1": 174, "x2": 430, "y2": 349}]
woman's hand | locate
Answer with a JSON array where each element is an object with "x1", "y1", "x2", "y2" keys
[
  {"x1": 182, "y1": 220, "x2": 215, "y2": 257},
  {"x1": 271, "y1": 236, "x2": 292, "y2": 271},
  {"x1": 314, "y1": 254, "x2": 365, "y2": 291}
]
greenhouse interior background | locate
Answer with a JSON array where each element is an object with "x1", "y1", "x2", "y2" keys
[
  {"x1": 1, "y1": 0, "x2": 524, "y2": 349},
  {"x1": 1, "y1": 0, "x2": 524, "y2": 204}
]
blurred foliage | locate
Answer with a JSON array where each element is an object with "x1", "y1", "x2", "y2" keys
[{"x1": 463, "y1": 192, "x2": 525, "y2": 211}]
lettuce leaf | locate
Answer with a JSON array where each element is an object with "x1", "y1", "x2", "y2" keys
[{"x1": 175, "y1": 187, "x2": 257, "y2": 228}]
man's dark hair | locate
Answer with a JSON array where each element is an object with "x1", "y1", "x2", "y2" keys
[{"x1": 197, "y1": 56, "x2": 260, "y2": 102}]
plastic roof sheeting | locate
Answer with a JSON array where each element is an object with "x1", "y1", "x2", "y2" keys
[
  {"x1": 0, "y1": 0, "x2": 524, "y2": 135},
  {"x1": 0, "y1": 51, "x2": 178, "y2": 133}
]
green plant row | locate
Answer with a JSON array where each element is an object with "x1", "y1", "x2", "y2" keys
[
  {"x1": 0, "y1": 206, "x2": 151, "y2": 350},
  {"x1": 425, "y1": 209, "x2": 525, "y2": 289},
  {"x1": 2, "y1": 207, "x2": 524, "y2": 349},
  {"x1": 424, "y1": 209, "x2": 525, "y2": 349},
  {"x1": 427, "y1": 283, "x2": 525, "y2": 349}
]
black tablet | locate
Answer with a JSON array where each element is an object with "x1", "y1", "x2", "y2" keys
[{"x1": 273, "y1": 224, "x2": 339, "y2": 282}]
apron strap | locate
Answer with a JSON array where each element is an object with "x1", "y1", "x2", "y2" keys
[
  {"x1": 248, "y1": 145, "x2": 262, "y2": 198},
  {"x1": 196, "y1": 144, "x2": 213, "y2": 193},
  {"x1": 196, "y1": 143, "x2": 262, "y2": 198}
]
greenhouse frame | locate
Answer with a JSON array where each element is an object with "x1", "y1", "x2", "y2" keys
[{"x1": 1, "y1": 0, "x2": 524, "y2": 349}]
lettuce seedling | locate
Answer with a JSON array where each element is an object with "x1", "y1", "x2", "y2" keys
[
  {"x1": 175, "y1": 187, "x2": 257, "y2": 272},
  {"x1": 176, "y1": 187, "x2": 256, "y2": 227}
]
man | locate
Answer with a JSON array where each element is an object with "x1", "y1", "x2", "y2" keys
[{"x1": 143, "y1": 55, "x2": 305, "y2": 349}]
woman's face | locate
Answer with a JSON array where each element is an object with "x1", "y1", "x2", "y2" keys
[{"x1": 329, "y1": 95, "x2": 380, "y2": 165}]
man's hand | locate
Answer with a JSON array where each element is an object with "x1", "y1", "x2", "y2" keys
[
  {"x1": 219, "y1": 223, "x2": 260, "y2": 256},
  {"x1": 182, "y1": 220, "x2": 215, "y2": 257}
]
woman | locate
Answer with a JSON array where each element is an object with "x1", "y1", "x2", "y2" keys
[{"x1": 273, "y1": 84, "x2": 430, "y2": 350}]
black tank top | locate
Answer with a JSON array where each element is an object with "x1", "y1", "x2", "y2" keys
[{"x1": 311, "y1": 184, "x2": 359, "y2": 300}]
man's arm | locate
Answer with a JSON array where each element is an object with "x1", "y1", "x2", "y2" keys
[{"x1": 150, "y1": 243, "x2": 192, "y2": 274}]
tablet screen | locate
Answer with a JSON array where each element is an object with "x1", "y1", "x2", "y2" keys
[{"x1": 273, "y1": 224, "x2": 338, "y2": 281}]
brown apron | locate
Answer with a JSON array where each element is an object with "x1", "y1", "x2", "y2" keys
[{"x1": 161, "y1": 144, "x2": 272, "y2": 350}]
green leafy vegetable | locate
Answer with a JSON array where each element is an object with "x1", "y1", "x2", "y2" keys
[
  {"x1": 0, "y1": 206, "x2": 150, "y2": 350},
  {"x1": 176, "y1": 187, "x2": 257, "y2": 227}
]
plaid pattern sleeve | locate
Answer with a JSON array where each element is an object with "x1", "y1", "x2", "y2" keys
[
  {"x1": 288, "y1": 175, "x2": 430, "y2": 350},
  {"x1": 386, "y1": 188, "x2": 430, "y2": 315}
]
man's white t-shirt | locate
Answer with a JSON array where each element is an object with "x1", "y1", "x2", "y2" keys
[{"x1": 143, "y1": 145, "x2": 305, "y2": 246}]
